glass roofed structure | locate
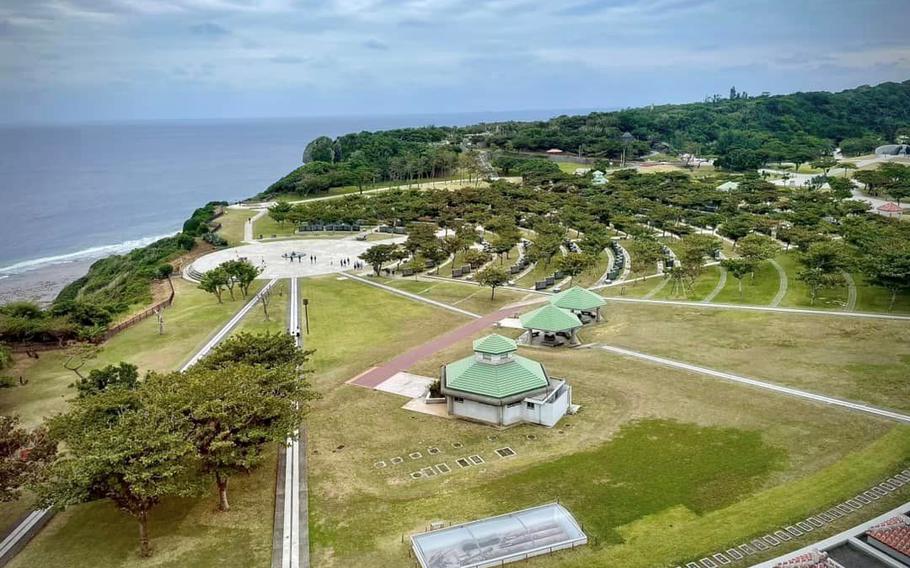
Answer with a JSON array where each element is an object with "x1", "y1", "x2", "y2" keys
[{"x1": 411, "y1": 503, "x2": 587, "y2": 568}]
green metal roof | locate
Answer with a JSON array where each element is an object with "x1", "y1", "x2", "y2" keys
[
  {"x1": 519, "y1": 304, "x2": 582, "y2": 332},
  {"x1": 549, "y1": 286, "x2": 606, "y2": 311},
  {"x1": 445, "y1": 354, "x2": 548, "y2": 399},
  {"x1": 473, "y1": 334, "x2": 517, "y2": 355}
]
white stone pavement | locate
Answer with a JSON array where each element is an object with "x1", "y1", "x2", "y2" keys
[{"x1": 189, "y1": 237, "x2": 405, "y2": 280}]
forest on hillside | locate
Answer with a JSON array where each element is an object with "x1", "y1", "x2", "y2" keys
[{"x1": 260, "y1": 80, "x2": 910, "y2": 197}]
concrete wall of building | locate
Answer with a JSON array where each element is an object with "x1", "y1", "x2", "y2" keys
[
  {"x1": 452, "y1": 398, "x2": 501, "y2": 425},
  {"x1": 534, "y1": 385, "x2": 571, "y2": 427}
]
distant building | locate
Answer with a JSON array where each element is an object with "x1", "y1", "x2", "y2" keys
[
  {"x1": 546, "y1": 148, "x2": 564, "y2": 154},
  {"x1": 877, "y1": 202, "x2": 904, "y2": 218},
  {"x1": 573, "y1": 168, "x2": 591, "y2": 176},
  {"x1": 716, "y1": 181, "x2": 740, "y2": 192},
  {"x1": 440, "y1": 334, "x2": 574, "y2": 427},
  {"x1": 875, "y1": 144, "x2": 910, "y2": 156},
  {"x1": 591, "y1": 170, "x2": 607, "y2": 185}
]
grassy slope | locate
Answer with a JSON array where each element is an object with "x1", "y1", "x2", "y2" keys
[
  {"x1": 4, "y1": 277, "x2": 281, "y2": 568},
  {"x1": 214, "y1": 209, "x2": 248, "y2": 246},
  {"x1": 1, "y1": 278, "x2": 265, "y2": 428},
  {"x1": 253, "y1": 215, "x2": 297, "y2": 240},
  {"x1": 651, "y1": 265, "x2": 722, "y2": 301},
  {"x1": 776, "y1": 253, "x2": 849, "y2": 309},
  {"x1": 587, "y1": 302, "x2": 910, "y2": 412}
]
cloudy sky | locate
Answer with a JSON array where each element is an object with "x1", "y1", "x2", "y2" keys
[{"x1": 1, "y1": 0, "x2": 908, "y2": 123}]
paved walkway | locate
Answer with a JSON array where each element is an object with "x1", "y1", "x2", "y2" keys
[
  {"x1": 841, "y1": 270, "x2": 857, "y2": 312},
  {"x1": 593, "y1": 344, "x2": 910, "y2": 424},
  {"x1": 244, "y1": 209, "x2": 268, "y2": 243},
  {"x1": 603, "y1": 297, "x2": 910, "y2": 321},
  {"x1": 769, "y1": 259, "x2": 788, "y2": 307},
  {"x1": 349, "y1": 306, "x2": 521, "y2": 389},
  {"x1": 702, "y1": 266, "x2": 727, "y2": 303}
]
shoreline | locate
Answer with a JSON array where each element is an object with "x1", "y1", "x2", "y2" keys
[{"x1": 0, "y1": 260, "x2": 95, "y2": 305}]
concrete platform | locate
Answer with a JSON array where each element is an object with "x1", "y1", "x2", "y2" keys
[
  {"x1": 189, "y1": 237, "x2": 404, "y2": 280},
  {"x1": 375, "y1": 372, "x2": 435, "y2": 398},
  {"x1": 402, "y1": 397, "x2": 451, "y2": 419}
]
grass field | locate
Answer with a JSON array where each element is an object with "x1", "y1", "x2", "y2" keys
[
  {"x1": 585, "y1": 302, "x2": 910, "y2": 412},
  {"x1": 375, "y1": 277, "x2": 532, "y2": 314},
  {"x1": 214, "y1": 208, "x2": 248, "y2": 245},
  {"x1": 253, "y1": 215, "x2": 297, "y2": 239},
  {"x1": 308, "y1": 316, "x2": 907, "y2": 567},
  {"x1": 514, "y1": 256, "x2": 563, "y2": 289},
  {"x1": 556, "y1": 161, "x2": 590, "y2": 174},
  {"x1": 712, "y1": 259, "x2": 780, "y2": 305},
  {"x1": 776, "y1": 253, "x2": 849, "y2": 309},
  {"x1": 1, "y1": 278, "x2": 265, "y2": 428},
  {"x1": 572, "y1": 250, "x2": 610, "y2": 288},
  {"x1": 650, "y1": 265, "x2": 722, "y2": 301}
]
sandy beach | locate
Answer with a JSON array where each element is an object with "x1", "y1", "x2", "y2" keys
[{"x1": 0, "y1": 260, "x2": 94, "y2": 305}]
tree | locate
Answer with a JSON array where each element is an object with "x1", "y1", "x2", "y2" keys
[
  {"x1": 863, "y1": 246, "x2": 910, "y2": 311},
  {"x1": 222, "y1": 259, "x2": 261, "y2": 298},
  {"x1": 721, "y1": 257, "x2": 755, "y2": 298},
  {"x1": 556, "y1": 252, "x2": 596, "y2": 283},
  {"x1": 268, "y1": 201, "x2": 293, "y2": 225},
  {"x1": 441, "y1": 235, "x2": 462, "y2": 276},
  {"x1": 359, "y1": 244, "x2": 398, "y2": 276},
  {"x1": 302, "y1": 136, "x2": 335, "y2": 163},
  {"x1": 626, "y1": 238, "x2": 662, "y2": 275},
  {"x1": 73, "y1": 362, "x2": 139, "y2": 398},
  {"x1": 718, "y1": 216, "x2": 754, "y2": 248},
  {"x1": 578, "y1": 231, "x2": 611, "y2": 257},
  {"x1": 796, "y1": 241, "x2": 849, "y2": 305},
  {"x1": 463, "y1": 249, "x2": 491, "y2": 268},
  {"x1": 737, "y1": 233, "x2": 779, "y2": 279},
  {"x1": 198, "y1": 267, "x2": 229, "y2": 303},
  {"x1": 0, "y1": 416, "x2": 55, "y2": 502},
  {"x1": 811, "y1": 156, "x2": 838, "y2": 177},
  {"x1": 531, "y1": 234, "x2": 562, "y2": 268},
  {"x1": 149, "y1": 358, "x2": 314, "y2": 512},
  {"x1": 199, "y1": 331, "x2": 310, "y2": 371},
  {"x1": 39, "y1": 389, "x2": 202, "y2": 557},
  {"x1": 475, "y1": 266, "x2": 510, "y2": 299}
]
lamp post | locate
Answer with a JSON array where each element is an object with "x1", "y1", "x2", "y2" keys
[{"x1": 302, "y1": 298, "x2": 309, "y2": 335}]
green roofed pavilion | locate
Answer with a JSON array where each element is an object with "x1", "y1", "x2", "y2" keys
[
  {"x1": 473, "y1": 334, "x2": 518, "y2": 355},
  {"x1": 549, "y1": 286, "x2": 606, "y2": 311},
  {"x1": 520, "y1": 304, "x2": 582, "y2": 333},
  {"x1": 444, "y1": 353, "x2": 548, "y2": 399}
]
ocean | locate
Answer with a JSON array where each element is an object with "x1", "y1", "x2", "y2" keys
[{"x1": 0, "y1": 110, "x2": 574, "y2": 303}]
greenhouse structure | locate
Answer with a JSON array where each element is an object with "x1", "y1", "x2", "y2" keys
[{"x1": 411, "y1": 503, "x2": 587, "y2": 568}]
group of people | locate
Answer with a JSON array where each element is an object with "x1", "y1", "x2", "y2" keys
[{"x1": 279, "y1": 252, "x2": 365, "y2": 270}]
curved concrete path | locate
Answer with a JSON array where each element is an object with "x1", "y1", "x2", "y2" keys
[
  {"x1": 702, "y1": 266, "x2": 727, "y2": 303},
  {"x1": 604, "y1": 297, "x2": 910, "y2": 321},
  {"x1": 643, "y1": 275, "x2": 669, "y2": 299},
  {"x1": 768, "y1": 259, "x2": 788, "y2": 307},
  {"x1": 841, "y1": 270, "x2": 857, "y2": 312}
]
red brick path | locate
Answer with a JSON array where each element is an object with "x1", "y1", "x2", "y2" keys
[{"x1": 349, "y1": 307, "x2": 518, "y2": 388}]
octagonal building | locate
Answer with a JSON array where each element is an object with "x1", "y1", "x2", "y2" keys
[{"x1": 440, "y1": 334, "x2": 574, "y2": 427}]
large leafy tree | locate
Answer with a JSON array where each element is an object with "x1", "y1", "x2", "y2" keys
[
  {"x1": 863, "y1": 246, "x2": 910, "y2": 311},
  {"x1": 556, "y1": 252, "x2": 596, "y2": 284},
  {"x1": 359, "y1": 244, "x2": 399, "y2": 276},
  {"x1": 475, "y1": 265, "x2": 511, "y2": 300},
  {"x1": 198, "y1": 267, "x2": 229, "y2": 303},
  {"x1": 221, "y1": 259, "x2": 262, "y2": 298},
  {"x1": 38, "y1": 389, "x2": 201, "y2": 558},
  {"x1": 0, "y1": 416, "x2": 55, "y2": 502},
  {"x1": 72, "y1": 361, "x2": 139, "y2": 398}
]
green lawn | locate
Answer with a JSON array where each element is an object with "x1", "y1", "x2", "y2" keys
[
  {"x1": 600, "y1": 274, "x2": 665, "y2": 298},
  {"x1": 231, "y1": 279, "x2": 288, "y2": 335},
  {"x1": 712, "y1": 259, "x2": 780, "y2": 305},
  {"x1": 1, "y1": 278, "x2": 265, "y2": 428},
  {"x1": 586, "y1": 302, "x2": 910, "y2": 412},
  {"x1": 853, "y1": 272, "x2": 910, "y2": 313},
  {"x1": 514, "y1": 256, "x2": 562, "y2": 289},
  {"x1": 7, "y1": 448, "x2": 278, "y2": 568},
  {"x1": 556, "y1": 161, "x2": 590, "y2": 174},
  {"x1": 253, "y1": 215, "x2": 297, "y2": 239},
  {"x1": 651, "y1": 265, "x2": 722, "y2": 301},
  {"x1": 776, "y1": 253, "x2": 849, "y2": 309},
  {"x1": 376, "y1": 277, "x2": 532, "y2": 315},
  {"x1": 214, "y1": 208, "x2": 249, "y2": 246},
  {"x1": 309, "y1": 322, "x2": 906, "y2": 568}
]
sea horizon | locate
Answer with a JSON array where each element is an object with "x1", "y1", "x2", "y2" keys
[{"x1": 0, "y1": 108, "x2": 605, "y2": 303}]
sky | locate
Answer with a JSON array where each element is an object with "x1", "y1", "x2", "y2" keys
[{"x1": 1, "y1": 0, "x2": 909, "y2": 123}]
